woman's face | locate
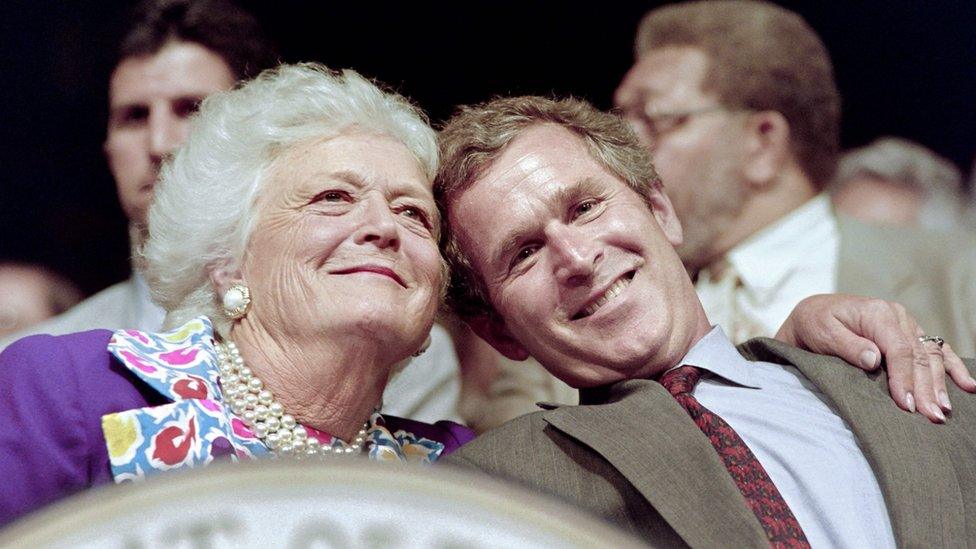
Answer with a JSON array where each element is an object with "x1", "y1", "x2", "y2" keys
[{"x1": 240, "y1": 131, "x2": 442, "y2": 359}]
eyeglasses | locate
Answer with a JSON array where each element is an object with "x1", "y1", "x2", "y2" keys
[{"x1": 626, "y1": 104, "x2": 737, "y2": 148}]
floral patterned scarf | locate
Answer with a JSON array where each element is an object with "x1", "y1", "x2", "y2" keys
[{"x1": 101, "y1": 317, "x2": 444, "y2": 482}]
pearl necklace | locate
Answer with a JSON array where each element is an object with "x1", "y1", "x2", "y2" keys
[{"x1": 215, "y1": 340, "x2": 370, "y2": 459}]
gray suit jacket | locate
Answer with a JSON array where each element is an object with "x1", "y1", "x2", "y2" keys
[
  {"x1": 447, "y1": 339, "x2": 976, "y2": 547},
  {"x1": 837, "y1": 214, "x2": 976, "y2": 356}
]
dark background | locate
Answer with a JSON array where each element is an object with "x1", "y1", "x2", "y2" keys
[{"x1": 2, "y1": 1, "x2": 974, "y2": 296}]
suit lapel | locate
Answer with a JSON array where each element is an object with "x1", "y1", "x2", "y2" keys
[
  {"x1": 544, "y1": 379, "x2": 769, "y2": 548},
  {"x1": 738, "y1": 338, "x2": 966, "y2": 546}
]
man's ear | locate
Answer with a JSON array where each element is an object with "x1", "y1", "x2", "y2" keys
[
  {"x1": 465, "y1": 315, "x2": 531, "y2": 361},
  {"x1": 741, "y1": 110, "x2": 791, "y2": 187},
  {"x1": 647, "y1": 184, "x2": 684, "y2": 247},
  {"x1": 207, "y1": 260, "x2": 244, "y2": 298}
]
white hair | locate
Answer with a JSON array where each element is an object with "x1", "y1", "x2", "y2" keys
[
  {"x1": 832, "y1": 137, "x2": 965, "y2": 232},
  {"x1": 143, "y1": 63, "x2": 438, "y2": 336}
]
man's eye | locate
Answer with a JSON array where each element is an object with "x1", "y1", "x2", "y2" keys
[
  {"x1": 113, "y1": 106, "x2": 149, "y2": 127},
  {"x1": 625, "y1": 111, "x2": 647, "y2": 127},
  {"x1": 572, "y1": 199, "x2": 599, "y2": 219},
  {"x1": 650, "y1": 113, "x2": 690, "y2": 136},
  {"x1": 173, "y1": 97, "x2": 203, "y2": 118}
]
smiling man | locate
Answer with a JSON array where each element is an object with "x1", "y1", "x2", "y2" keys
[
  {"x1": 444, "y1": 122, "x2": 704, "y2": 388},
  {"x1": 436, "y1": 96, "x2": 976, "y2": 547}
]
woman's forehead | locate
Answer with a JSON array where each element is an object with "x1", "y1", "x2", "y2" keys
[{"x1": 269, "y1": 134, "x2": 433, "y2": 196}]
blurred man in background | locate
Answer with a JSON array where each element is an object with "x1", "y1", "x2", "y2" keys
[
  {"x1": 831, "y1": 137, "x2": 973, "y2": 233},
  {"x1": 612, "y1": 0, "x2": 976, "y2": 357},
  {"x1": 1, "y1": 0, "x2": 275, "y2": 346}
]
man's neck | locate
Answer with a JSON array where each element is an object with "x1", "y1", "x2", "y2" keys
[
  {"x1": 703, "y1": 169, "x2": 817, "y2": 268},
  {"x1": 580, "y1": 299, "x2": 712, "y2": 405},
  {"x1": 578, "y1": 317, "x2": 711, "y2": 405},
  {"x1": 128, "y1": 223, "x2": 149, "y2": 273}
]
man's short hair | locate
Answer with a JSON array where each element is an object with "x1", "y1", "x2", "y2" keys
[
  {"x1": 635, "y1": 0, "x2": 840, "y2": 186},
  {"x1": 435, "y1": 96, "x2": 661, "y2": 321},
  {"x1": 119, "y1": 0, "x2": 277, "y2": 80}
]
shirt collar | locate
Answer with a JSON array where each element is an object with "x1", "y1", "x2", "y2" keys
[
  {"x1": 578, "y1": 327, "x2": 760, "y2": 404},
  {"x1": 673, "y1": 326, "x2": 761, "y2": 389},
  {"x1": 107, "y1": 316, "x2": 222, "y2": 402},
  {"x1": 103, "y1": 317, "x2": 445, "y2": 482},
  {"x1": 727, "y1": 194, "x2": 834, "y2": 296}
]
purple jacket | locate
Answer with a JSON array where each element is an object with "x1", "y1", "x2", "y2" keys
[{"x1": 0, "y1": 329, "x2": 474, "y2": 527}]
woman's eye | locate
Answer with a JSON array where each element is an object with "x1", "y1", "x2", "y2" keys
[
  {"x1": 322, "y1": 190, "x2": 350, "y2": 202},
  {"x1": 400, "y1": 207, "x2": 431, "y2": 228}
]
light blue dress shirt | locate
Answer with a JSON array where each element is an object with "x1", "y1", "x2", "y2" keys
[{"x1": 674, "y1": 327, "x2": 896, "y2": 548}]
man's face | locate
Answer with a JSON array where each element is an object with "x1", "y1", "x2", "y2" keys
[
  {"x1": 614, "y1": 46, "x2": 749, "y2": 270},
  {"x1": 105, "y1": 41, "x2": 236, "y2": 229},
  {"x1": 448, "y1": 124, "x2": 709, "y2": 387},
  {"x1": 832, "y1": 176, "x2": 923, "y2": 227}
]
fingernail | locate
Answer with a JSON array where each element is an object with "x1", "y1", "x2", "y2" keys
[
  {"x1": 858, "y1": 350, "x2": 878, "y2": 369},
  {"x1": 905, "y1": 392, "x2": 916, "y2": 413},
  {"x1": 939, "y1": 391, "x2": 952, "y2": 411},
  {"x1": 930, "y1": 403, "x2": 946, "y2": 422}
]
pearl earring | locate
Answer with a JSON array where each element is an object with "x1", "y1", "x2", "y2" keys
[{"x1": 222, "y1": 284, "x2": 251, "y2": 320}]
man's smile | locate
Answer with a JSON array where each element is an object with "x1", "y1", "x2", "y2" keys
[{"x1": 572, "y1": 270, "x2": 637, "y2": 320}]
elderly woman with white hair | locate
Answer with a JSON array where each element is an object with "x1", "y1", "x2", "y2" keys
[{"x1": 0, "y1": 63, "x2": 474, "y2": 526}]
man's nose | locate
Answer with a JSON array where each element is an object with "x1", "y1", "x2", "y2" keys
[
  {"x1": 547, "y1": 224, "x2": 599, "y2": 287},
  {"x1": 354, "y1": 195, "x2": 400, "y2": 250},
  {"x1": 148, "y1": 108, "x2": 185, "y2": 159}
]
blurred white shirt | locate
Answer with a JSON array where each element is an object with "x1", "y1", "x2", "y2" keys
[{"x1": 696, "y1": 195, "x2": 839, "y2": 342}]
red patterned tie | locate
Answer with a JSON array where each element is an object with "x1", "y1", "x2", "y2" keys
[{"x1": 659, "y1": 365, "x2": 810, "y2": 548}]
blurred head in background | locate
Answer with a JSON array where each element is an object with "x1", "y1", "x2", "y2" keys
[
  {"x1": 830, "y1": 137, "x2": 970, "y2": 233},
  {"x1": 104, "y1": 0, "x2": 277, "y2": 244},
  {"x1": 614, "y1": 0, "x2": 840, "y2": 271},
  {"x1": 0, "y1": 263, "x2": 82, "y2": 337}
]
